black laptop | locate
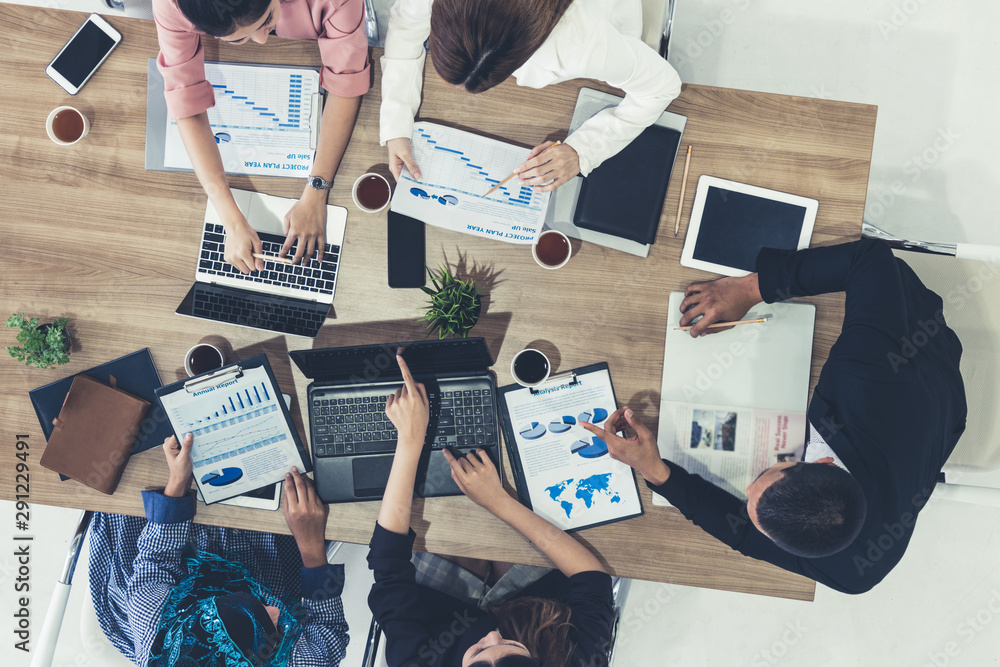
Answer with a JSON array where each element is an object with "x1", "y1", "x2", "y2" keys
[{"x1": 289, "y1": 338, "x2": 501, "y2": 502}]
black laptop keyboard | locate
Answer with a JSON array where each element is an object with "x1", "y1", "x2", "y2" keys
[
  {"x1": 192, "y1": 288, "x2": 325, "y2": 337},
  {"x1": 311, "y1": 386, "x2": 496, "y2": 457},
  {"x1": 198, "y1": 223, "x2": 340, "y2": 294}
]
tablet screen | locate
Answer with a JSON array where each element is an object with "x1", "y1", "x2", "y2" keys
[{"x1": 691, "y1": 187, "x2": 807, "y2": 272}]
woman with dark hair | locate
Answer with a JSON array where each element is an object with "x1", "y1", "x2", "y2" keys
[
  {"x1": 368, "y1": 354, "x2": 615, "y2": 667},
  {"x1": 89, "y1": 434, "x2": 349, "y2": 666},
  {"x1": 153, "y1": 0, "x2": 369, "y2": 271},
  {"x1": 380, "y1": 0, "x2": 682, "y2": 192}
]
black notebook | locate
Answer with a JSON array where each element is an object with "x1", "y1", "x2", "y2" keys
[
  {"x1": 573, "y1": 123, "x2": 683, "y2": 245},
  {"x1": 30, "y1": 349, "x2": 170, "y2": 480}
]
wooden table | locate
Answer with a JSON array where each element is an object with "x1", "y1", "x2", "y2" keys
[{"x1": 0, "y1": 5, "x2": 877, "y2": 601}]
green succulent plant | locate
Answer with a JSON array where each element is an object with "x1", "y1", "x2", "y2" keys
[
  {"x1": 6, "y1": 313, "x2": 71, "y2": 369},
  {"x1": 419, "y1": 264, "x2": 483, "y2": 339}
]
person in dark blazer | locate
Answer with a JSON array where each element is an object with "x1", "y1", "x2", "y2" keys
[{"x1": 582, "y1": 239, "x2": 967, "y2": 594}]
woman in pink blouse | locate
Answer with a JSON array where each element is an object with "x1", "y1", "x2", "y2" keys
[{"x1": 154, "y1": 0, "x2": 370, "y2": 271}]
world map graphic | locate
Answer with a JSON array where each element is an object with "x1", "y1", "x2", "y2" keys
[{"x1": 545, "y1": 473, "x2": 622, "y2": 519}]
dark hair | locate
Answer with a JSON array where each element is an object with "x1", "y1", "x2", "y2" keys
[
  {"x1": 756, "y1": 463, "x2": 867, "y2": 558},
  {"x1": 176, "y1": 0, "x2": 272, "y2": 37},
  {"x1": 428, "y1": 0, "x2": 573, "y2": 93},
  {"x1": 469, "y1": 657, "x2": 541, "y2": 667},
  {"x1": 474, "y1": 596, "x2": 574, "y2": 667}
]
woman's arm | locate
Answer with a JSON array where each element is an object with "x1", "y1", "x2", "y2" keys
[
  {"x1": 176, "y1": 113, "x2": 263, "y2": 275},
  {"x1": 443, "y1": 450, "x2": 606, "y2": 577},
  {"x1": 280, "y1": 94, "x2": 362, "y2": 264},
  {"x1": 377, "y1": 353, "x2": 430, "y2": 534}
]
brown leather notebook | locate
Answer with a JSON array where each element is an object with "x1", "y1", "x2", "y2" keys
[{"x1": 39, "y1": 374, "x2": 151, "y2": 494}]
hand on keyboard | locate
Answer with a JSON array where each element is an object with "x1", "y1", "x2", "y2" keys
[
  {"x1": 224, "y1": 219, "x2": 264, "y2": 274},
  {"x1": 385, "y1": 354, "x2": 429, "y2": 452},
  {"x1": 281, "y1": 189, "x2": 327, "y2": 264}
]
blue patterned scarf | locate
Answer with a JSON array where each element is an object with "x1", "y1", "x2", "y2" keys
[{"x1": 147, "y1": 550, "x2": 304, "y2": 667}]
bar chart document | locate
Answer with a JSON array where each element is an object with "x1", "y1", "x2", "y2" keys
[
  {"x1": 158, "y1": 365, "x2": 307, "y2": 504},
  {"x1": 389, "y1": 122, "x2": 551, "y2": 244},
  {"x1": 162, "y1": 62, "x2": 320, "y2": 178}
]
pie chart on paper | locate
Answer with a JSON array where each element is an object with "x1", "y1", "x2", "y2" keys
[
  {"x1": 548, "y1": 415, "x2": 576, "y2": 434},
  {"x1": 578, "y1": 408, "x2": 609, "y2": 424},
  {"x1": 519, "y1": 422, "x2": 547, "y2": 440},
  {"x1": 571, "y1": 437, "x2": 609, "y2": 459},
  {"x1": 201, "y1": 467, "x2": 244, "y2": 487}
]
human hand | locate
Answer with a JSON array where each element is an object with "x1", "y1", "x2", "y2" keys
[
  {"x1": 224, "y1": 219, "x2": 264, "y2": 274},
  {"x1": 678, "y1": 273, "x2": 763, "y2": 337},
  {"x1": 385, "y1": 353, "x2": 429, "y2": 453},
  {"x1": 514, "y1": 141, "x2": 579, "y2": 192},
  {"x1": 580, "y1": 407, "x2": 669, "y2": 485},
  {"x1": 442, "y1": 449, "x2": 509, "y2": 512},
  {"x1": 281, "y1": 188, "x2": 327, "y2": 264},
  {"x1": 162, "y1": 433, "x2": 193, "y2": 497},
  {"x1": 283, "y1": 466, "x2": 329, "y2": 568},
  {"x1": 387, "y1": 137, "x2": 422, "y2": 181}
]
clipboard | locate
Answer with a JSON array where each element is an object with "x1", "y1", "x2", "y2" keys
[
  {"x1": 497, "y1": 362, "x2": 643, "y2": 532},
  {"x1": 145, "y1": 58, "x2": 324, "y2": 175},
  {"x1": 155, "y1": 354, "x2": 310, "y2": 505}
]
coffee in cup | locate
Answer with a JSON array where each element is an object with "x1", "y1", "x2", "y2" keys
[
  {"x1": 46, "y1": 106, "x2": 89, "y2": 145},
  {"x1": 352, "y1": 173, "x2": 392, "y2": 213},
  {"x1": 185, "y1": 343, "x2": 225, "y2": 377},
  {"x1": 532, "y1": 230, "x2": 571, "y2": 269},
  {"x1": 511, "y1": 348, "x2": 551, "y2": 387}
]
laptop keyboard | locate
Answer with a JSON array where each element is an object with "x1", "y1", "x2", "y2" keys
[
  {"x1": 192, "y1": 288, "x2": 325, "y2": 337},
  {"x1": 198, "y1": 223, "x2": 340, "y2": 294},
  {"x1": 311, "y1": 386, "x2": 496, "y2": 457}
]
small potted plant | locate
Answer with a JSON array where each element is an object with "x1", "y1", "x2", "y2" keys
[
  {"x1": 419, "y1": 264, "x2": 483, "y2": 339},
  {"x1": 6, "y1": 313, "x2": 71, "y2": 369}
]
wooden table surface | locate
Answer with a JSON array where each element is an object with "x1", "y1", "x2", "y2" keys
[{"x1": 0, "y1": 5, "x2": 877, "y2": 601}]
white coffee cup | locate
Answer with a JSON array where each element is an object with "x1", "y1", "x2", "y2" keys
[
  {"x1": 45, "y1": 106, "x2": 89, "y2": 145},
  {"x1": 510, "y1": 348, "x2": 551, "y2": 387},
  {"x1": 531, "y1": 229, "x2": 572, "y2": 270},
  {"x1": 352, "y1": 172, "x2": 392, "y2": 213},
  {"x1": 184, "y1": 343, "x2": 225, "y2": 377}
]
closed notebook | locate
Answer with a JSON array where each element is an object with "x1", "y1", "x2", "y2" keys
[
  {"x1": 39, "y1": 374, "x2": 151, "y2": 494},
  {"x1": 572, "y1": 124, "x2": 682, "y2": 245}
]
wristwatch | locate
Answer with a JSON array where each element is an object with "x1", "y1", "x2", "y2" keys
[{"x1": 309, "y1": 175, "x2": 333, "y2": 190}]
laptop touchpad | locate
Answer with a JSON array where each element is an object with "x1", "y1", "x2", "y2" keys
[{"x1": 353, "y1": 456, "x2": 394, "y2": 497}]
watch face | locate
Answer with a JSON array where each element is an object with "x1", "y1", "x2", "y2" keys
[{"x1": 311, "y1": 177, "x2": 323, "y2": 188}]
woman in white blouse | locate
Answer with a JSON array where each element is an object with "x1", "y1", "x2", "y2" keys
[{"x1": 380, "y1": 0, "x2": 683, "y2": 191}]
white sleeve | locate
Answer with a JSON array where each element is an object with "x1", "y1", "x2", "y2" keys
[
  {"x1": 558, "y1": 20, "x2": 682, "y2": 175},
  {"x1": 379, "y1": 0, "x2": 432, "y2": 145}
]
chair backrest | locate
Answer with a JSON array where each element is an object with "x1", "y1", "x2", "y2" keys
[
  {"x1": 893, "y1": 250, "x2": 1000, "y2": 479},
  {"x1": 640, "y1": 0, "x2": 676, "y2": 56}
]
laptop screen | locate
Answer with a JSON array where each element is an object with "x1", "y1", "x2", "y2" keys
[{"x1": 290, "y1": 338, "x2": 494, "y2": 383}]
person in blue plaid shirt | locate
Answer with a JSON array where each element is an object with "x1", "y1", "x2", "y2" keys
[{"x1": 88, "y1": 433, "x2": 349, "y2": 666}]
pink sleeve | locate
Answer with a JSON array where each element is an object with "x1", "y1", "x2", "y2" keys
[
  {"x1": 317, "y1": 0, "x2": 371, "y2": 98},
  {"x1": 153, "y1": 0, "x2": 216, "y2": 119}
]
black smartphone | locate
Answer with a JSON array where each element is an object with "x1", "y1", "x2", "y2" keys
[{"x1": 387, "y1": 210, "x2": 426, "y2": 288}]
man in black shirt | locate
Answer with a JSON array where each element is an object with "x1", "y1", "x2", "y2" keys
[{"x1": 583, "y1": 240, "x2": 966, "y2": 594}]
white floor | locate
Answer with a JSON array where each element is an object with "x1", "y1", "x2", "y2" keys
[{"x1": 4, "y1": 0, "x2": 1000, "y2": 665}]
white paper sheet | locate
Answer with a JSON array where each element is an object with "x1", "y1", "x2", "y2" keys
[
  {"x1": 503, "y1": 369, "x2": 642, "y2": 531},
  {"x1": 389, "y1": 122, "x2": 551, "y2": 243},
  {"x1": 164, "y1": 63, "x2": 319, "y2": 177},
  {"x1": 652, "y1": 291, "x2": 814, "y2": 506},
  {"x1": 159, "y1": 366, "x2": 306, "y2": 504}
]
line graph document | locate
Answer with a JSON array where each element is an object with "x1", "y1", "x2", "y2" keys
[
  {"x1": 162, "y1": 62, "x2": 320, "y2": 178},
  {"x1": 158, "y1": 365, "x2": 306, "y2": 504},
  {"x1": 389, "y1": 122, "x2": 551, "y2": 244}
]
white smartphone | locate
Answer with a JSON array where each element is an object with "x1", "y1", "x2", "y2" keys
[{"x1": 45, "y1": 14, "x2": 122, "y2": 95}]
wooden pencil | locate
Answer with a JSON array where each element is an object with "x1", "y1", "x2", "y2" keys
[
  {"x1": 674, "y1": 317, "x2": 769, "y2": 332},
  {"x1": 674, "y1": 145, "x2": 692, "y2": 236},
  {"x1": 483, "y1": 141, "x2": 561, "y2": 197}
]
